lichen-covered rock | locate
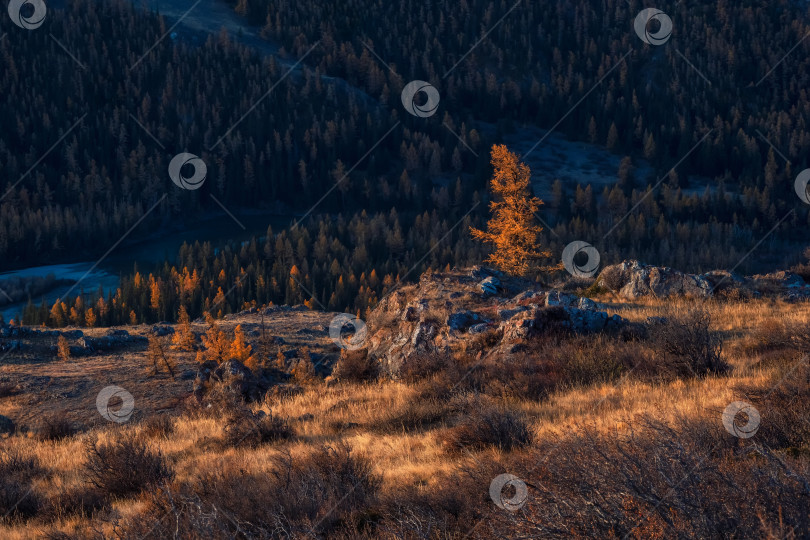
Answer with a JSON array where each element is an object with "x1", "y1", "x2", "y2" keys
[
  {"x1": 598, "y1": 260, "x2": 712, "y2": 299},
  {"x1": 447, "y1": 311, "x2": 483, "y2": 331},
  {"x1": 480, "y1": 276, "x2": 501, "y2": 296},
  {"x1": 365, "y1": 268, "x2": 634, "y2": 378}
]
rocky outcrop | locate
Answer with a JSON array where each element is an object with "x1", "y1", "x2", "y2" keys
[
  {"x1": 597, "y1": 260, "x2": 712, "y2": 299},
  {"x1": 365, "y1": 268, "x2": 633, "y2": 377},
  {"x1": 598, "y1": 260, "x2": 810, "y2": 300}
]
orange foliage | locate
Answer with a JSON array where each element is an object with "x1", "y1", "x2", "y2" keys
[{"x1": 470, "y1": 144, "x2": 551, "y2": 275}]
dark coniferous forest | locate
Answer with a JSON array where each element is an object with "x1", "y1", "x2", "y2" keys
[{"x1": 4, "y1": 0, "x2": 810, "y2": 325}]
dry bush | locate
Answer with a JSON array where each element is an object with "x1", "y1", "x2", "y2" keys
[
  {"x1": 479, "y1": 416, "x2": 810, "y2": 539},
  {"x1": 83, "y1": 433, "x2": 172, "y2": 500},
  {"x1": 459, "y1": 327, "x2": 503, "y2": 355},
  {"x1": 221, "y1": 410, "x2": 294, "y2": 448},
  {"x1": 190, "y1": 380, "x2": 246, "y2": 419},
  {"x1": 441, "y1": 398, "x2": 532, "y2": 453},
  {"x1": 749, "y1": 317, "x2": 793, "y2": 353},
  {"x1": 0, "y1": 447, "x2": 42, "y2": 521},
  {"x1": 332, "y1": 349, "x2": 379, "y2": 382},
  {"x1": 118, "y1": 443, "x2": 379, "y2": 538},
  {"x1": 460, "y1": 335, "x2": 639, "y2": 401},
  {"x1": 399, "y1": 351, "x2": 455, "y2": 383},
  {"x1": 375, "y1": 469, "x2": 492, "y2": 538},
  {"x1": 738, "y1": 359, "x2": 810, "y2": 452},
  {"x1": 35, "y1": 416, "x2": 81, "y2": 441},
  {"x1": 372, "y1": 385, "x2": 457, "y2": 434},
  {"x1": 650, "y1": 308, "x2": 727, "y2": 376},
  {"x1": 140, "y1": 415, "x2": 174, "y2": 439}
]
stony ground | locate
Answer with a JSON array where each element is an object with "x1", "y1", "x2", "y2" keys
[{"x1": 0, "y1": 306, "x2": 339, "y2": 432}]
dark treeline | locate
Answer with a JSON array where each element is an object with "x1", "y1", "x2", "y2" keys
[
  {"x1": 0, "y1": 0, "x2": 485, "y2": 269},
  {"x1": 234, "y1": 0, "x2": 810, "y2": 184},
  {"x1": 18, "y1": 208, "x2": 488, "y2": 326},
  {"x1": 228, "y1": 0, "x2": 810, "y2": 247},
  {"x1": 4, "y1": 0, "x2": 810, "y2": 326}
]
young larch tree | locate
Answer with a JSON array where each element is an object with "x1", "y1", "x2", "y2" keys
[
  {"x1": 172, "y1": 305, "x2": 196, "y2": 352},
  {"x1": 470, "y1": 144, "x2": 550, "y2": 275}
]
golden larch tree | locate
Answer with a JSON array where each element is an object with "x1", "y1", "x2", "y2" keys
[
  {"x1": 200, "y1": 313, "x2": 229, "y2": 363},
  {"x1": 172, "y1": 305, "x2": 196, "y2": 351},
  {"x1": 470, "y1": 144, "x2": 550, "y2": 275},
  {"x1": 230, "y1": 324, "x2": 257, "y2": 371}
]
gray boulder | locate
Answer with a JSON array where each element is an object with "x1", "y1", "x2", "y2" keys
[
  {"x1": 211, "y1": 359, "x2": 260, "y2": 401},
  {"x1": 480, "y1": 276, "x2": 501, "y2": 296},
  {"x1": 598, "y1": 260, "x2": 712, "y2": 299},
  {"x1": 447, "y1": 310, "x2": 482, "y2": 331},
  {"x1": 152, "y1": 325, "x2": 175, "y2": 337}
]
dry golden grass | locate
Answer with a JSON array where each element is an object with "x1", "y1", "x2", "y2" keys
[{"x1": 0, "y1": 296, "x2": 808, "y2": 538}]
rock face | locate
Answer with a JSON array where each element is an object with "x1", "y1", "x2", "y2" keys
[
  {"x1": 598, "y1": 260, "x2": 713, "y2": 299},
  {"x1": 365, "y1": 268, "x2": 632, "y2": 377},
  {"x1": 598, "y1": 260, "x2": 810, "y2": 300}
]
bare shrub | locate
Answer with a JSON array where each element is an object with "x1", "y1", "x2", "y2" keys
[
  {"x1": 332, "y1": 349, "x2": 379, "y2": 382},
  {"x1": 221, "y1": 410, "x2": 294, "y2": 448},
  {"x1": 399, "y1": 351, "x2": 455, "y2": 383},
  {"x1": 119, "y1": 443, "x2": 378, "y2": 538},
  {"x1": 0, "y1": 448, "x2": 41, "y2": 521},
  {"x1": 372, "y1": 388, "x2": 455, "y2": 434},
  {"x1": 651, "y1": 308, "x2": 727, "y2": 376},
  {"x1": 83, "y1": 434, "x2": 172, "y2": 499},
  {"x1": 441, "y1": 399, "x2": 532, "y2": 452},
  {"x1": 479, "y1": 416, "x2": 810, "y2": 539},
  {"x1": 140, "y1": 415, "x2": 174, "y2": 439},
  {"x1": 738, "y1": 359, "x2": 810, "y2": 451},
  {"x1": 459, "y1": 327, "x2": 503, "y2": 355},
  {"x1": 35, "y1": 416, "x2": 80, "y2": 441}
]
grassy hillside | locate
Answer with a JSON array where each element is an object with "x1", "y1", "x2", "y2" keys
[{"x1": 1, "y1": 284, "x2": 808, "y2": 538}]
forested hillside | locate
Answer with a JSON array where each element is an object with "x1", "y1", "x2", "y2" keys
[{"x1": 3, "y1": 0, "x2": 810, "y2": 325}]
